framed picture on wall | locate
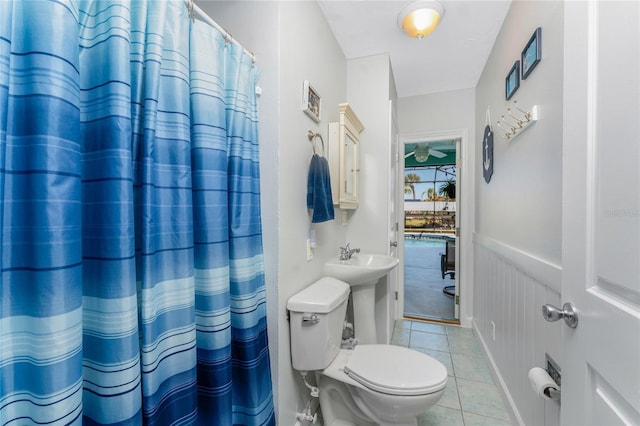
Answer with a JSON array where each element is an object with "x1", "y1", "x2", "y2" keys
[
  {"x1": 521, "y1": 27, "x2": 542, "y2": 79},
  {"x1": 505, "y1": 60, "x2": 520, "y2": 100},
  {"x1": 302, "y1": 80, "x2": 321, "y2": 123}
]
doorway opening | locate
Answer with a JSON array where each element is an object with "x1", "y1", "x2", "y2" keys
[{"x1": 402, "y1": 140, "x2": 458, "y2": 322}]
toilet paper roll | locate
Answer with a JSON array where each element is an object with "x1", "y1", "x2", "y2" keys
[{"x1": 528, "y1": 367, "x2": 559, "y2": 400}]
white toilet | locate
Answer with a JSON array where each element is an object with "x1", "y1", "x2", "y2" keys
[{"x1": 288, "y1": 277, "x2": 448, "y2": 426}]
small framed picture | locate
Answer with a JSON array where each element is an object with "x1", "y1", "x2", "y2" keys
[
  {"x1": 521, "y1": 27, "x2": 541, "y2": 79},
  {"x1": 302, "y1": 80, "x2": 321, "y2": 123},
  {"x1": 505, "y1": 60, "x2": 520, "y2": 100}
]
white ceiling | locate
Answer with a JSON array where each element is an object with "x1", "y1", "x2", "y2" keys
[{"x1": 317, "y1": 0, "x2": 512, "y2": 98}]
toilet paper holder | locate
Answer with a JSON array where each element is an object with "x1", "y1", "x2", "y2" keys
[
  {"x1": 529, "y1": 354, "x2": 562, "y2": 401},
  {"x1": 545, "y1": 388, "x2": 561, "y2": 400},
  {"x1": 545, "y1": 354, "x2": 561, "y2": 401}
]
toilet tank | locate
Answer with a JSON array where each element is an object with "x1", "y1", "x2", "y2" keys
[{"x1": 287, "y1": 277, "x2": 350, "y2": 371}]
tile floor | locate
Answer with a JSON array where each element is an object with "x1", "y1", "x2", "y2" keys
[{"x1": 391, "y1": 319, "x2": 514, "y2": 426}]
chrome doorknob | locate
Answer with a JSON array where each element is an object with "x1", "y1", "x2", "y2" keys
[
  {"x1": 390, "y1": 241, "x2": 398, "y2": 247},
  {"x1": 542, "y1": 302, "x2": 578, "y2": 328}
]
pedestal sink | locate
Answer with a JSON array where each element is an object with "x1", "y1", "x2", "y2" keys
[{"x1": 325, "y1": 253, "x2": 399, "y2": 344}]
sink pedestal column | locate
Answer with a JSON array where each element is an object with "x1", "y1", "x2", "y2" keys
[
  {"x1": 324, "y1": 253, "x2": 398, "y2": 345},
  {"x1": 351, "y1": 282, "x2": 377, "y2": 344}
]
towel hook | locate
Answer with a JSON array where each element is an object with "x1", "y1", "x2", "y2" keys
[
  {"x1": 496, "y1": 119, "x2": 515, "y2": 139},
  {"x1": 512, "y1": 100, "x2": 531, "y2": 121},
  {"x1": 507, "y1": 108, "x2": 525, "y2": 127},
  {"x1": 307, "y1": 131, "x2": 325, "y2": 156},
  {"x1": 500, "y1": 115, "x2": 520, "y2": 131}
]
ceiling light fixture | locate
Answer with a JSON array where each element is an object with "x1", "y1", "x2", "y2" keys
[
  {"x1": 414, "y1": 145, "x2": 430, "y2": 162},
  {"x1": 398, "y1": 0, "x2": 445, "y2": 39}
]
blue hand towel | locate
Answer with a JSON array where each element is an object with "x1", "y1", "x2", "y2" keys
[{"x1": 307, "y1": 154, "x2": 335, "y2": 223}]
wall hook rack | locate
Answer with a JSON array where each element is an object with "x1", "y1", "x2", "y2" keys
[{"x1": 496, "y1": 100, "x2": 538, "y2": 141}]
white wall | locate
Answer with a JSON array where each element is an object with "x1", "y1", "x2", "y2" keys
[
  {"x1": 397, "y1": 88, "x2": 476, "y2": 326},
  {"x1": 399, "y1": 88, "x2": 476, "y2": 135},
  {"x1": 474, "y1": 2, "x2": 563, "y2": 265},
  {"x1": 473, "y1": 1, "x2": 564, "y2": 424},
  {"x1": 345, "y1": 54, "x2": 395, "y2": 342},
  {"x1": 277, "y1": 4, "x2": 348, "y2": 422},
  {"x1": 199, "y1": 2, "x2": 348, "y2": 424},
  {"x1": 346, "y1": 54, "x2": 393, "y2": 252}
]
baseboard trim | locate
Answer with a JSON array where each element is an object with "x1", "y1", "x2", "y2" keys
[{"x1": 403, "y1": 315, "x2": 460, "y2": 325}]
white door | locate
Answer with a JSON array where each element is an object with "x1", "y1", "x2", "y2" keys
[{"x1": 561, "y1": 2, "x2": 640, "y2": 424}]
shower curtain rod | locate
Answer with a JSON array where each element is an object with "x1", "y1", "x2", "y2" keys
[{"x1": 185, "y1": 0, "x2": 256, "y2": 63}]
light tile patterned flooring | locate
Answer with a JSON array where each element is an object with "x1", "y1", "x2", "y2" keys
[{"x1": 391, "y1": 319, "x2": 514, "y2": 426}]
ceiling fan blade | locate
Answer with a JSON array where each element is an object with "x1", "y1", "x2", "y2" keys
[
  {"x1": 428, "y1": 148, "x2": 447, "y2": 158},
  {"x1": 404, "y1": 150, "x2": 415, "y2": 158}
]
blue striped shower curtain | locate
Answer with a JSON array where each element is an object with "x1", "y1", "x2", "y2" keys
[{"x1": 0, "y1": 1, "x2": 274, "y2": 424}]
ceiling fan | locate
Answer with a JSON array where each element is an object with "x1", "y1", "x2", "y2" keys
[{"x1": 404, "y1": 144, "x2": 447, "y2": 162}]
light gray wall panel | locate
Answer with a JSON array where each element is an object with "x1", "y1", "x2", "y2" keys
[
  {"x1": 474, "y1": 0, "x2": 564, "y2": 265},
  {"x1": 474, "y1": 237, "x2": 561, "y2": 425}
]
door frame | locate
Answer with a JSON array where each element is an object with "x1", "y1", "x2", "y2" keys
[
  {"x1": 396, "y1": 128, "x2": 474, "y2": 327},
  {"x1": 387, "y1": 99, "x2": 399, "y2": 339}
]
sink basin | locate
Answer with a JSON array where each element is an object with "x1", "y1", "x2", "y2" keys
[{"x1": 325, "y1": 253, "x2": 399, "y2": 286}]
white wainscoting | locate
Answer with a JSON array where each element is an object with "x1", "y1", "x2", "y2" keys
[{"x1": 473, "y1": 233, "x2": 562, "y2": 426}]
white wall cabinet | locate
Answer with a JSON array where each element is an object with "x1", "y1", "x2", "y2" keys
[{"x1": 329, "y1": 103, "x2": 364, "y2": 212}]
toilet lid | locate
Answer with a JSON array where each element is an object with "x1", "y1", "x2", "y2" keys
[{"x1": 344, "y1": 345, "x2": 447, "y2": 396}]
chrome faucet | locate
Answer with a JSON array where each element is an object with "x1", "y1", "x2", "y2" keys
[{"x1": 339, "y1": 243, "x2": 360, "y2": 261}]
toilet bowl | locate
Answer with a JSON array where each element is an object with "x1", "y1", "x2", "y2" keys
[
  {"x1": 318, "y1": 345, "x2": 447, "y2": 426},
  {"x1": 287, "y1": 277, "x2": 448, "y2": 426}
]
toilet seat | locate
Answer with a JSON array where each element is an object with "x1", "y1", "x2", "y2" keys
[{"x1": 343, "y1": 344, "x2": 447, "y2": 396}]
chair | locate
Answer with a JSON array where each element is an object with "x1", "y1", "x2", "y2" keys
[{"x1": 440, "y1": 238, "x2": 455, "y2": 296}]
